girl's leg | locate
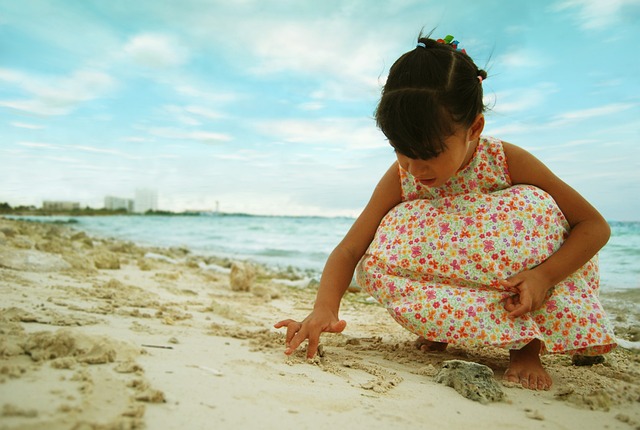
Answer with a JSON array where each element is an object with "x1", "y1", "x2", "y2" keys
[{"x1": 504, "y1": 339, "x2": 552, "y2": 390}]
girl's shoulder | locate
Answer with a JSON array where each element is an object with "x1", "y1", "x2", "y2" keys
[
  {"x1": 472, "y1": 136, "x2": 512, "y2": 188},
  {"x1": 479, "y1": 135, "x2": 506, "y2": 155},
  {"x1": 478, "y1": 136, "x2": 509, "y2": 168}
]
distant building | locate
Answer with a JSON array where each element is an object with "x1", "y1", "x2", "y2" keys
[
  {"x1": 42, "y1": 201, "x2": 80, "y2": 211},
  {"x1": 134, "y1": 188, "x2": 158, "y2": 213},
  {"x1": 104, "y1": 196, "x2": 134, "y2": 212}
]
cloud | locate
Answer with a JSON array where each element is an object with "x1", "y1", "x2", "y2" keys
[
  {"x1": 548, "y1": 102, "x2": 636, "y2": 126},
  {"x1": 298, "y1": 101, "x2": 325, "y2": 111},
  {"x1": 122, "y1": 136, "x2": 154, "y2": 143},
  {"x1": 488, "y1": 84, "x2": 557, "y2": 114},
  {"x1": 256, "y1": 117, "x2": 383, "y2": 150},
  {"x1": 147, "y1": 127, "x2": 232, "y2": 144},
  {"x1": 224, "y1": 18, "x2": 393, "y2": 98},
  {"x1": 0, "y1": 68, "x2": 115, "y2": 116},
  {"x1": 552, "y1": 0, "x2": 640, "y2": 30},
  {"x1": 496, "y1": 49, "x2": 549, "y2": 70},
  {"x1": 123, "y1": 33, "x2": 189, "y2": 68},
  {"x1": 17, "y1": 141, "x2": 61, "y2": 149},
  {"x1": 183, "y1": 105, "x2": 225, "y2": 120},
  {"x1": 10, "y1": 122, "x2": 44, "y2": 130},
  {"x1": 211, "y1": 149, "x2": 267, "y2": 161},
  {"x1": 162, "y1": 104, "x2": 226, "y2": 126},
  {"x1": 43, "y1": 156, "x2": 84, "y2": 164},
  {"x1": 484, "y1": 122, "x2": 539, "y2": 138},
  {"x1": 174, "y1": 85, "x2": 239, "y2": 104},
  {"x1": 68, "y1": 145, "x2": 128, "y2": 156},
  {"x1": 16, "y1": 141, "x2": 139, "y2": 160},
  {"x1": 552, "y1": 139, "x2": 600, "y2": 148}
]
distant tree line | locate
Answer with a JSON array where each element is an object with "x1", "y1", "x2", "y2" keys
[
  {"x1": 0, "y1": 202, "x2": 201, "y2": 216},
  {"x1": 0, "y1": 202, "x2": 129, "y2": 216}
]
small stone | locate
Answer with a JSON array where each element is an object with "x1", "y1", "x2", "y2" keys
[
  {"x1": 525, "y1": 409, "x2": 545, "y2": 420},
  {"x1": 229, "y1": 261, "x2": 255, "y2": 292},
  {"x1": 615, "y1": 414, "x2": 630, "y2": 423},
  {"x1": 92, "y1": 251, "x2": 121, "y2": 269},
  {"x1": 114, "y1": 361, "x2": 143, "y2": 374},
  {"x1": 434, "y1": 359, "x2": 505, "y2": 404},
  {"x1": 250, "y1": 284, "x2": 280, "y2": 300},
  {"x1": 135, "y1": 389, "x2": 166, "y2": 403}
]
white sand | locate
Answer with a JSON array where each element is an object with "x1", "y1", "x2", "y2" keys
[{"x1": 0, "y1": 218, "x2": 638, "y2": 430}]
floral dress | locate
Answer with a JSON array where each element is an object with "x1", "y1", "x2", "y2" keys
[{"x1": 356, "y1": 136, "x2": 616, "y2": 355}]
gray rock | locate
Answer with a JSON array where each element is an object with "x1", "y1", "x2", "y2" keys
[
  {"x1": 434, "y1": 359, "x2": 505, "y2": 404},
  {"x1": 0, "y1": 247, "x2": 71, "y2": 272}
]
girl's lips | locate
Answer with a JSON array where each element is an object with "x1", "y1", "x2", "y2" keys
[{"x1": 418, "y1": 178, "x2": 436, "y2": 186}]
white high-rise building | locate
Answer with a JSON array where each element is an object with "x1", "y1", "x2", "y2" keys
[
  {"x1": 104, "y1": 196, "x2": 133, "y2": 212},
  {"x1": 134, "y1": 189, "x2": 158, "y2": 213}
]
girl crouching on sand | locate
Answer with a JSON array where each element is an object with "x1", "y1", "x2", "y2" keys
[{"x1": 275, "y1": 33, "x2": 617, "y2": 390}]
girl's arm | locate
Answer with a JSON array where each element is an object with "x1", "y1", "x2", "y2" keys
[
  {"x1": 275, "y1": 162, "x2": 403, "y2": 358},
  {"x1": 501, "y1": 142, "x2": 611, "y2": 317}
]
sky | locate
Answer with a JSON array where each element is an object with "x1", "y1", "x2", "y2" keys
[{"x1": 1, "y1": 0, "x2": 639, "y2": 220}]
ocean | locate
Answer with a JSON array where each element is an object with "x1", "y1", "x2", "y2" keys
[{"x1": 8, "y1": 215, "x2": 640, "y2": 292}]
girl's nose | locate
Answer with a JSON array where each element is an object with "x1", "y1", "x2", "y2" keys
[{"x1": 406, "y1": 161, "x2": 431, "y2": 178}]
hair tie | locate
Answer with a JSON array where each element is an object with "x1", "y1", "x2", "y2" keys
[{"x1": 416, "y1": 42, "x2": 426, "y2": 49}]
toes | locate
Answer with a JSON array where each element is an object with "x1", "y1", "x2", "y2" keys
[
  {"x1": 532, "y1": 373, "x2": 552, "y2": 391},
  {"x1": 503, "y1": 369, "x2": 520, "y2": 384},
  {"x1": 526, "y1": 374, "x2": 553, "y2": 390},
  {"x1": 505, "y1": 370, "x2": 552, "y2": 390},
  {"x1": 535, "y1": 376, "x2": 547, "y2": 391}
]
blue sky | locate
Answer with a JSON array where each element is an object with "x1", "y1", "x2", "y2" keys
[{"x1": 1, "y1": 0, "x2": 639, "y2": 220}]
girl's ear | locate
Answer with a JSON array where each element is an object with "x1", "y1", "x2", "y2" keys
[{"x1": 468, "y1": 114, "x2": 485, "y2": 141}]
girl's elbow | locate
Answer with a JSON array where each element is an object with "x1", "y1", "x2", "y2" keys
[
  {"x1": 600, "y1": 219, "x2": 611, "y2": 247},
  {"x1": 576, "y1": 214, "x2": 610, "y2": 250},
  {"x1": 590, "y1": 214, "x2": 611, "y2": 249}
]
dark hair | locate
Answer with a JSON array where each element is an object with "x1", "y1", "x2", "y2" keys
[{"x1": 375, "y1": 32, "x2": 488, "y2": 159}]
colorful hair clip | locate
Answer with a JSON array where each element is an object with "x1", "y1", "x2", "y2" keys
[
  {"x1": 438, "y1": 34, "x2": 467, "y2": 54},
  {"x1": 416, "y1": 42, "x2": 426, "y2": 48}
]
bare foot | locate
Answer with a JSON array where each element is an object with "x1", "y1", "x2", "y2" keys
[
  {"x1": 504, "y1": 339, "x2": 552, "y2": 390},
  {"x1": 415, "y1": 336, "x2": 448, "y2": 352}
]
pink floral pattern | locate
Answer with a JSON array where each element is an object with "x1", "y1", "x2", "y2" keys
[{"x1": 356, "y1": 136, "x2": 616, "y2": 355}]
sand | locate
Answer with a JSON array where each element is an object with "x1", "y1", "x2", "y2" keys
[{"x1": 0, "y1": 217, "x2": 639, "y2": 430}]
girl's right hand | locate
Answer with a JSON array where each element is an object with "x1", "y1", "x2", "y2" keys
[{"x1": 274, "y1": 309, "x2": 347, "y2": 359}]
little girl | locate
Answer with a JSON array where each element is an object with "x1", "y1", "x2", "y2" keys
[{"x1": 275, "y1": 33, "x2": 617, "y2": 391}]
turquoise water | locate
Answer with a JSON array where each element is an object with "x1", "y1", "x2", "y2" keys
[
  {"x1": 599, "y1": 221, "x2": 640, "y2": 291},
  {"x1": 9, "y1": 215, "x2": 640, "y2": 291}
]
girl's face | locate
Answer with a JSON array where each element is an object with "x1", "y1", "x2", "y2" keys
[{"x1": 395, "y1": 127, "x2": 476, "y2": 188}]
